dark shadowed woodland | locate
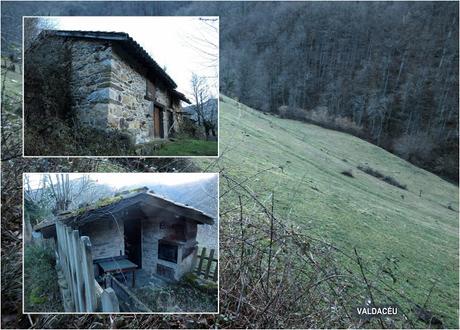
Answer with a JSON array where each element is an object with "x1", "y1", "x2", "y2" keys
[{"x1": 1, "y1": 1, "x2": 459, "y2": 329}]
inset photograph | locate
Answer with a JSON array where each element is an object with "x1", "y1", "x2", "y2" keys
[
  {"x1": 23, "y1": 16, "x2": 218, "y2": 157},
  {"x1": 24, "y1": 173, "x2": 218, "y2": 313}
]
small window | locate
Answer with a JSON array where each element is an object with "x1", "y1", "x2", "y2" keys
[{"x1": 146, "y1": 80, "x2": 155, "y2": 100}]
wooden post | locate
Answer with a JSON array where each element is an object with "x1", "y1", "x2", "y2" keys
[
  {"x1": 205, "y1": 249, "x2": 214, "y2": 280},
  {"x1": 55, "y1": 222, "x2": 103, "y2": 312},
  {"x1": 94, "y1": 279, "x2": 104, "y2": 311},
  {"x1": 213, "y1": 255, "x2": 218, "y2": 282},
  {"x1": 71, "y1": 230, "x2": 85, "y2": 312},
  {"x1": 197, "y1": 247, "x2": 206, "y2": 276},
  {"x1": 65, "y1": 226, "x2": 78, "y2": 311},
  {"x1": 101, "y1": 288, "x2": 120, "y2": 312},
  {"x1": 80, "y1": 236, "x2": 96, "y2": 312}
]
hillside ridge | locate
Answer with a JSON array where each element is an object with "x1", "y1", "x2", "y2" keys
[{"x1": 207, "y1": 95, "x2": 458, "y2": 327}]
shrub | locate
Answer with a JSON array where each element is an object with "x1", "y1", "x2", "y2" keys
[
  {"x1": 24, "y1": 243, "x2": 63, "y2": 312},
  {"x1": 341, "y1": 169, "x2": 354, "y2": 177},
  {"x1": 357, "y1": 165, "x2": 407, "y2": 190},
  {"x1": 24, "y1": 116, "x2": 140, "y2": 156},
  {"x1": 302, "y1": 106, "x2": 364, "y2": 136},
  {"x1": 333, "y1": 116, "x2": 363, "y2": 134},
  {"x1": 177, "y1": 117, "x2": 206, "y2": 140}
]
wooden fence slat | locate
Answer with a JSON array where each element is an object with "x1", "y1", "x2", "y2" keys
[
  {"x1": 101, "y1": 288, "x2": 120, "y2": 312},
  {"x1": 213, "y1": 257, "x2": 218, "y2": 282},
  {"x1": 94, "y1": 279, "x2": 104, "y2": 311},
  {"x1": 193, "y1": 247, "x2": 218, "y2": 282},
  {"x1": 108, "y1": 275, "x2": 151, "y2": 312},
  {"x1": 197, "y1": 247, "x2": 207, "y2": 276},
  {"x1": 55, "y1": 221, "x2": 101, "y2": 312},
  {"x1": 72, "y1": 230, "x2": 85, "y2": 312},
  {"x1": 65, "y1": 226, "x2": 79, "y2": 310},
  {"x1": 204, "y1": 249, "x2": 215, "y2": 280},
  {"x1": 80, "y1": 236, "x2": 96, "y2": 312},
  {"x1": 67, "y1": 227, "x2": 78, "y2": 311}
]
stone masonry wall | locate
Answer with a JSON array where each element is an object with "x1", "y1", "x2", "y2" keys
[
  {"x1": 79, "y1": 217, "x2": 125, "y2": 260},
  {"x1": 69, "y1": 40, "x2": 113, "y2": 128},
  {"x1": 107, "y1": 48, "x2": 152, "y2": 144},
  {"x1": 142, "y1": 216, "x2": 198, "y2": 280},
  {"x1": 108, "y1": 46, "x2": 180, "y2": 143},
  {"x1": 26, "y1": 36, "x2": 184, "y2": 145}
]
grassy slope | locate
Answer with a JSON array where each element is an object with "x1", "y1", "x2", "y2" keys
[
  {"x1": 154, "y1": 139, "x2": 218, "y2": 156},
  {"x1": 201, "y1": 96, "x2": 459, "y2": 326},
  {"x1": 1, "y1": 65, "x2": 22, "y2": 101}
]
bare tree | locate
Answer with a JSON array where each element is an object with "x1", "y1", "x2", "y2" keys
[
  {"x1": 191, "y1": 73, "x2": 209, "y2": 126},
  {"x1": 183, "y1": 18, "x2": 218, "y2": 78},
  {"x1": 23, "y1": 17, "x2": 57, "y2": 51},
  {"x1": 190, "y1": 73, "x2": 217, "y2": 137},
  {"x1": 44, "y1": 174, "x2": 92, "y2": 214}
]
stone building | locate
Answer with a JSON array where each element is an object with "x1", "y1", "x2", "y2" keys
[
  {"x1": 25, "y1": 30, "x2": 191, "y2": 144},
  {"x1": 34, "y1": 187, "x2": 214, "y2": 281}
]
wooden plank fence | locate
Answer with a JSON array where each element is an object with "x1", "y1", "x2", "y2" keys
[
  {"x1": 55, "y1": 221, "x2": 119, "y2": 312},
  {"x1": 107, "y1": 274, "x2": 152, "y2": 312},
  {"x1": 194, "y1": 247, "x2": 218, "y2": 282}
]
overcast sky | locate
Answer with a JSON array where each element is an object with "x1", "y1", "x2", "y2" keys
[
  {"x1": 25, "y1": 173, "x2": 218, "y2": 190},
  {"x1": 35, "y1": 16, "x2": 219, "y2": 102}
]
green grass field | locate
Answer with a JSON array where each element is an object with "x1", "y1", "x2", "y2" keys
[
  {"x1": 1, "y1": 65, "x2": 22, "y2": 113},
  {"x1": 200, "y1": 95, "x2": 459, "y2": 327},
  {"x1": 153, "y1": 139, "x2": 218, "y2": 156}
]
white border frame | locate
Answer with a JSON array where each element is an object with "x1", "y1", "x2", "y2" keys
[
  {"x1": 22, "y1": 172, "x2": 220, "y2": 315},
  {"x1": 21, "y1": 16, "x2": 220, "y2": 159}
]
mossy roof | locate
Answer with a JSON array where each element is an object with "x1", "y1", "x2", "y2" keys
[{"x1": 34, "y1": 186, "x2": 214, "y2": 232}]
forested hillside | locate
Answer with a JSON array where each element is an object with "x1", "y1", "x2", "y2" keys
[
  {"x1": 200, "y1": 95, "x2": 459, "y2": 328},
  {"x1": 180, "y1": 2, "x2": 459, "y2": 181},
  {"x1": 2, "y1": 1, "x2": 458, "y2": 178}
]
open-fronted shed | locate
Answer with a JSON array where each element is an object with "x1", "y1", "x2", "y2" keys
[{"x1": 35, "y1": 187, "x2": 214, "y2": 281}]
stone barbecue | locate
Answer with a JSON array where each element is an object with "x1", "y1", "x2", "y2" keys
[{"x1": 25, "y1": 30, "x2": 191, "y2": 144}]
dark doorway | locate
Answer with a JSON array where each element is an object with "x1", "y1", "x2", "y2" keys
[
  {"x1": 153, "y1": 105, "x2": 164, "y2": 138},
  {"x1": 124, "y1": 218, "x2": 142, "y2": 268}
]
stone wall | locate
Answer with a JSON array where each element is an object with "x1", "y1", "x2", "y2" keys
[
  {"x1": 107, "y1": 47, "x2": 153, "y2": 144},
  {"x1": 67, "y1": 38, "x2": 184, "y2": 144},
  {"x1": 26, "y1": 35, "x2": 185, "y2": 145},
  {"x1": 69, "y1": 40, "x2": 113, "y2": 128},
  {"x1": 106, "y1": 46, "x2": 183, "y2": 143},
  {"x1": 141, "y1": 215, "x2": 160, "y2": 273},
  {"x1": 79, "y1": 218, "x2": 125, "y2": 260},
  {"x1": 141, "y1": 216, "x2": 198, "y2": 281}
]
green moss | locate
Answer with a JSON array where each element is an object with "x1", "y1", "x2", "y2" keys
[
  {"x1": 182, "y1": 272, "x2": 199, "y2": 285},
  {"x1": 29, "y1": 287, "x2": 47, "y2": 305},
  {"x1": 181, "y1": 272, "x2": 217, "y2": 293},
  {"x1": 95, "y1": 195, "x2": 123, "y2": 208},
  {"x1": 63, "y1": 195, "x2": 125, "y2": 219},
  {"x1": 130, "y1": 187, "x2": 147, "y2": 193},
  {"x1": 73, "y1": 207, "x2": 90, "y2": 216}
]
